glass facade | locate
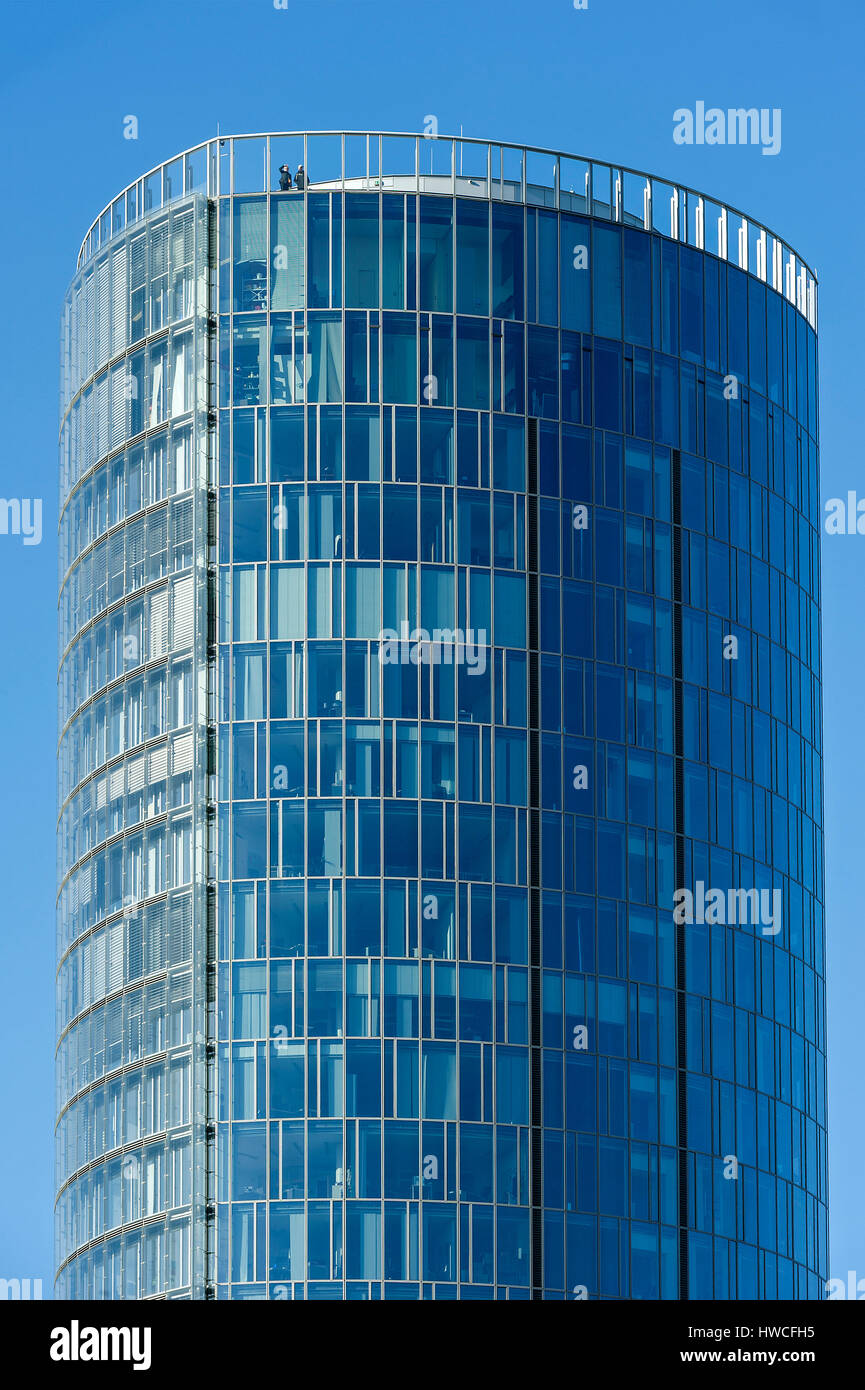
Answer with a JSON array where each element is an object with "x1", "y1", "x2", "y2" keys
[
  {"x1": 56, "y1": 195, "x2": 210, "y2": 1299},
  {"x1": 57, "y1": 133, "x2": 825, "y2": 1300}
]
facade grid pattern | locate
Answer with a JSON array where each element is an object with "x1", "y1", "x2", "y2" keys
[{"x1": 56, "y1": 133, "x2": 825, "y2": 1301}]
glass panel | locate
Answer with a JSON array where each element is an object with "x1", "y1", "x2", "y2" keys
[
  {"x1": 345, "y1": 195, "x2": 380, "y2": 308},
  {"x1": 651, "y1": 179, "x2": 675, "y2": 237},
  {"x1": 421, "y1": 135, "x2": 453, "y2": 180},
  {"x1": 234, "y1": 137, "x2": 267, "y2": 194},
  {"x1": 456, "y1": 319, "x2": 489, "y2": 410},
  {"x1": 703, "y1": 200, "x2": 724, "y2": 259},
  {"x1": 419, "y1": 198, "x2": 453, "y2": 312},
  {"x1": 164, "y1": 158, "x2": 182, "y2": 203},
  {"x1": 492, "y1": 204, "x2": 524, "y2": 319},
  {"x1": 307, "y1": 194, "x2": 331, "y2": 307},
  {"x1": 456, "y1": 200, "x2": 489, "y2": 315},
  {"x1": 382, "y1": 195, "x2": 406, "y2": 310},
  {"x1": 143, "y1": 170, "x2": 161, "y2": 213},
  {"x1": 623, "y1": 171, "x2": 648, "y2": 228},
  {"x1": 306, "y1": 135, "x2": 342, "y2": 187},
  {"x1": 593, "y1": 225, "x2": 622, "y2": 339},
  {"x1": 526, "y1": 150, "x2": 556, "y2": 207},
  {"x1": 456, "y1": 139, "x2": 488, "y2": 186},
  {"x1": 381, "y1": 136, "x2": 417, "y2": 186},
  {"x1": 271, "y1": 200, "x2": 304, "y2": 311},
  {"x1": 344, "y1": 135, "x2": 369, "y2": 183},
  {"x1": 233, "y1": 200, "x2": 268, "y2": 312},
  {"x1": 591, "y1": 162, "x2": 613, "y2": 220},
  {"x1": 184, "y1": 146, "x2": 207, "y2": 195},
  {"x1": 382, "y1": 313, "x2": 417, "y2": 403},
  {"x1": 233, "y1": 319, "x2": 267, "y2": 405},
  {"x1": 306, "y1": 314, "x2": 343, "y2": 403},
  {"x1": 501, "y1": 146, "x2": 523, "y2": 201}
]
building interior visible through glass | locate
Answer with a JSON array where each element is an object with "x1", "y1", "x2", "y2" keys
[{"x1": 56, "y1": 134, "x2": 824, "y2": 1300}]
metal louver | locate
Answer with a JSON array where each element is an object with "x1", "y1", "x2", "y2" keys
[
  {"x1": 111, "y1": 244, "x2": 127, "y2": 357},
  {"x1": 172, "y1": 574, "x2": 194, "y2": 651}
]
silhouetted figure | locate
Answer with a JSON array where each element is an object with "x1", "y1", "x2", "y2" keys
[
  {"x1": 295, "y1": 164, "x2": 306, "y2": 190},
  {"x1": 278, "y1": 164, "x2": 292, "y2": 191}
]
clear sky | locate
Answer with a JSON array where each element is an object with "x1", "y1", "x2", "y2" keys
[{"x1": 1, "y1": 0, "x2": 862, "y2": 1295}]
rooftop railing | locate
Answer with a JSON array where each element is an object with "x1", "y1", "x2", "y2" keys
[{"x1": 76, "y1": 131, "x2": 818, "y2": 329}]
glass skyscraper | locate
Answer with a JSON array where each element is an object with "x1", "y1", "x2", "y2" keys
[{"x1": 56, "y1": 132, "x2": 825, "y2": 1300}]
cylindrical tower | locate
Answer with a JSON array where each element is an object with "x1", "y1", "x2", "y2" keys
[{"x1": 57, "y1": 133, "x2": 825, "y2": 1300}]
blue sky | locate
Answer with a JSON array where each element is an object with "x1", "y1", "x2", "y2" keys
[{"x1": 1, "y1": 0, "x2": 862, "y2": 1293}]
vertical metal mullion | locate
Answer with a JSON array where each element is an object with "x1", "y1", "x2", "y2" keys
[
  {"x1": 526, "y1": 416, "x2": 543, "y2": 1298},
  {"x1": 199, "y1": 190, "x2": 221, "y2": 1297},
  {"x1": 672, "y1": 444, "x2": 689, "y2": 1299}
]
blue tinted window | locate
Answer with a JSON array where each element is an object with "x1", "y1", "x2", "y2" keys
[
  {"x1": 560, "y1": 215, "x2": 591, "y2": 332},
  {"x1": 623, "y1": 229, "x2": 651, "y2": 346},
  {"x1": 419, "y1": 198, "x2": 453, "y2": 313},
  {"x1": 456, "y1": 200, "x2": 489, "y2": 315},
  {"x1": 383, "y1": 313, "x2": 417, "y2": 403},
  {"x1": 592, "y1": 225, "x2": 622, "y2": 339},
  {"x1": 492, "y1": 204, "x2": 524, "y2": 319},
  {"x1": 345, "y1": 195, "x2": 379, "y2": 308}
]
